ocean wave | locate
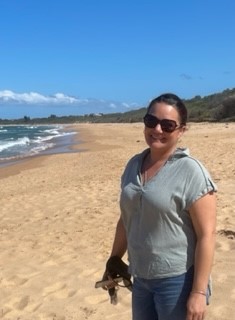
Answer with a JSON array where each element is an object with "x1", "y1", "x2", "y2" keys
[
  {"x1": 0, "y1": 137, "x2": 30, "y2": 152},
  {"x1": 0, "y1": 125, "x2": 77, "y2": 161}
]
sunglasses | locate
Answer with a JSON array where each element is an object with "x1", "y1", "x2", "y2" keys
[{"x1": 143, "y1": 114, "x2": 181, "y2": 133}]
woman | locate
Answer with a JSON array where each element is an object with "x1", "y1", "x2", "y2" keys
[{"x1": 105, "y1": 93, "x2": 217, "y2": 320}]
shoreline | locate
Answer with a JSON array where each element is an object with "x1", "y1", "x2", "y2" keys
[
  {"x1": 0, "y1": 124, "x2": 78, "y2": 166},
  {"x1": 0, "y1": 123, "x2": 101, "y2": 179},
  {"x1": 0, "y1": 124, "x2": 84, "y2": 177}
]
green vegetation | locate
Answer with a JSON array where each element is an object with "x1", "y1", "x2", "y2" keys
[
  {"x1": 0, "y1": 88, "x2": 235, "y2": 124},
  {"x1": 185, "y1": 88, "x2": 235, "y2": 122}
]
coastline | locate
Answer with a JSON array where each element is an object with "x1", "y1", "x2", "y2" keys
[
  {"x1": 0, "y1": 124, "x2": 82, "y2": 177},
  {"x1": 0, "y1": 123, "x2": 79, "y2": 168},
  {"x1": 0, "y1": 122, "x2": 235, "y2": 319}
]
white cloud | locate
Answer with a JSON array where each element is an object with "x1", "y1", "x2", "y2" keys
[
  {"x1": 0, "y1": 89, "x2": 142, "y2": 118},
  {"x1": 109, "y1": 103, "x2": 117, "y2": 108},
  {"x1": 0, "y1": 90, "x2": 79, "y2": 104},
  {"x1": 121, "y1": 102, "x2": 130, "y2": 108},
  {"x1": 121, "y1": 102, "x2": 139, "y2": 109}
]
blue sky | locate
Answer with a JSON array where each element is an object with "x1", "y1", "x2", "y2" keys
[{"x1": 0, "y1": 0, "x2": 234, "y2": 119}]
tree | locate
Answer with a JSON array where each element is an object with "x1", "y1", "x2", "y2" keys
[
  {"x1": 213, "y1": 96, "x2": 235, "y2": 120},
  {"x1": 24, "y1": 116, "x2": 30, "y2": 122}
]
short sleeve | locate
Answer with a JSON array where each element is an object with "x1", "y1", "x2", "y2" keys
[{"x1": 182, "y1": 158, "x2": 217, "y2": 209}]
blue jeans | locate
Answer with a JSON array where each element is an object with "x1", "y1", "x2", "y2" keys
[{"x1": 132, "y1": 267, "x2": 194, "y2": 320}]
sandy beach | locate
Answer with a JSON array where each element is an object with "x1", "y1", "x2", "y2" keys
[{"x1": 0, "y1": 122, "x2": 235, "y2": 320}]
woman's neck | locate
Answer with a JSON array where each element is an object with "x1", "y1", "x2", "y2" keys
[
  {"x1": 141, "y1": 148, "x2": 176, "y2": 184},
  {"x1": 148, "y1": 147, "x2": 176, "y2": 165}
]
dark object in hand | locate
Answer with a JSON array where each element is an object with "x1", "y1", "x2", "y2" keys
[{"x1": 105, "y1": 256, "x2": 132, "y2": 304}]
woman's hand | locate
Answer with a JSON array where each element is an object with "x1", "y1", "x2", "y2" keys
[{"x1": 186, "y1": 292, "x2": 207, "y2": 320}]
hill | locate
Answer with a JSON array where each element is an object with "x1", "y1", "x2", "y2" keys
[{"x1": 0, "y1": 88, "x2": 235, "y2": 124}]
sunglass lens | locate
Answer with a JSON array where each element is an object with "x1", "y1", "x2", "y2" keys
[
  {"x1": 161, "y1": 120, "x2": 177, "y2": 132},
  {"x1": 143, "y1": 114, "x2": 157, "y2": 128},
  {"x1": 144, "y1": 114, "x2": 177, "y2": 132}
]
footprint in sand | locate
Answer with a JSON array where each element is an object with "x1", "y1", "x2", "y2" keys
[
  {"x1": 2, "y1": 296, "x2": 30, "y2": 314},
  {"x1": 17, "y1": 295, "x2": 30, "y2": 310},
  {"x1": 78, "y1": 268, "x2": 97, "y2": 278},
  {"x1": 43, "y1": 282, "x2": 66, "y2": 297},
  {"x1": 1, "y1": 275, "x2": 28, "y2": 287},
  {"x1": 10, "y1": 275, "x2": 29, "y2": 286},
  {"x1": 0, "y1": 307, "x2": 12, "y2": 317},
  {"x1": 80, "y1": 306, "x2": 96, "y2": 318},
  {"x1": 85, "y1": 293, "x2": 109, "y2": 305},
  {"x1": 42, "y1": 259, "x2": 58, "y2": 267},
  {"x1": 43, "y1": 282, "x2": 77, "y2": 299},
  {"x1": 31, "y1": 302, "x2": 43, "y2": 312}
]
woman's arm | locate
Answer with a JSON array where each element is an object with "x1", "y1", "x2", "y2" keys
[
  {"x1": 187, "y1": 191, "x2": 217, "y2": 319},
  {"x1": 100, "y1": 217, "x2": 128, "y2": 303},
  {"x1": 110, "y1": 217, "x2": 127, "y2": 258}
]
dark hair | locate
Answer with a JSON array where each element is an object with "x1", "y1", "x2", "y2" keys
[{"x1": 146, "y1": 93, "x2": 188, "y2": 125}]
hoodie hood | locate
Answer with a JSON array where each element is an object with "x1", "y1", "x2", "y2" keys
[
  {"x1": 141, "y1": 147, "x2": 189, "y2": 163},
  {"x1": 170, "y1": 147, "x2": 190, "y2": 160}
]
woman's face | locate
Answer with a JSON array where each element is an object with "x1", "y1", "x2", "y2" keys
[{"x1": 144, "y1": 102, "x2": 185, "y2": 153}]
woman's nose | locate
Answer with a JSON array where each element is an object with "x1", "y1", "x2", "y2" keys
[{"x1": 153, "y1": 123, "x2": 163, "y2": 132}]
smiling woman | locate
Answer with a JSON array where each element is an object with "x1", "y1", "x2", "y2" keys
[{"x1": 101, "y1": 93, "x2": 217, "y2": 320}]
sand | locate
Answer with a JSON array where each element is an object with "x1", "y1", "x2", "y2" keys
[{"x1": 0, "y1": 122, "x2": 234, "y2": 320}]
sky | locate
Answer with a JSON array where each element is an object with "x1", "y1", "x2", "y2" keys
[{"x1": 0, "y1": 0, "x2": 234, "y2": 119}]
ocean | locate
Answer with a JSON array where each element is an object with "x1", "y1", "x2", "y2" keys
[{"x1": 0, "y1": 125, "x2": 77, "y2": 165}]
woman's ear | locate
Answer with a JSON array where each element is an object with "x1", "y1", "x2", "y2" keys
[{"x1": 178, "y1": 125, "x2": 187, "y2": 139}]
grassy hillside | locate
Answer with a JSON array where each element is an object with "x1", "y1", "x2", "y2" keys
[{"x1": 185, "y1": 88, "x2": 235, "y2": 122}]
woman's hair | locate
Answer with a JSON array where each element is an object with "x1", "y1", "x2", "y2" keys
[{"x1": 146, "y1": 93, "x2": 188, "y2": 125}]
